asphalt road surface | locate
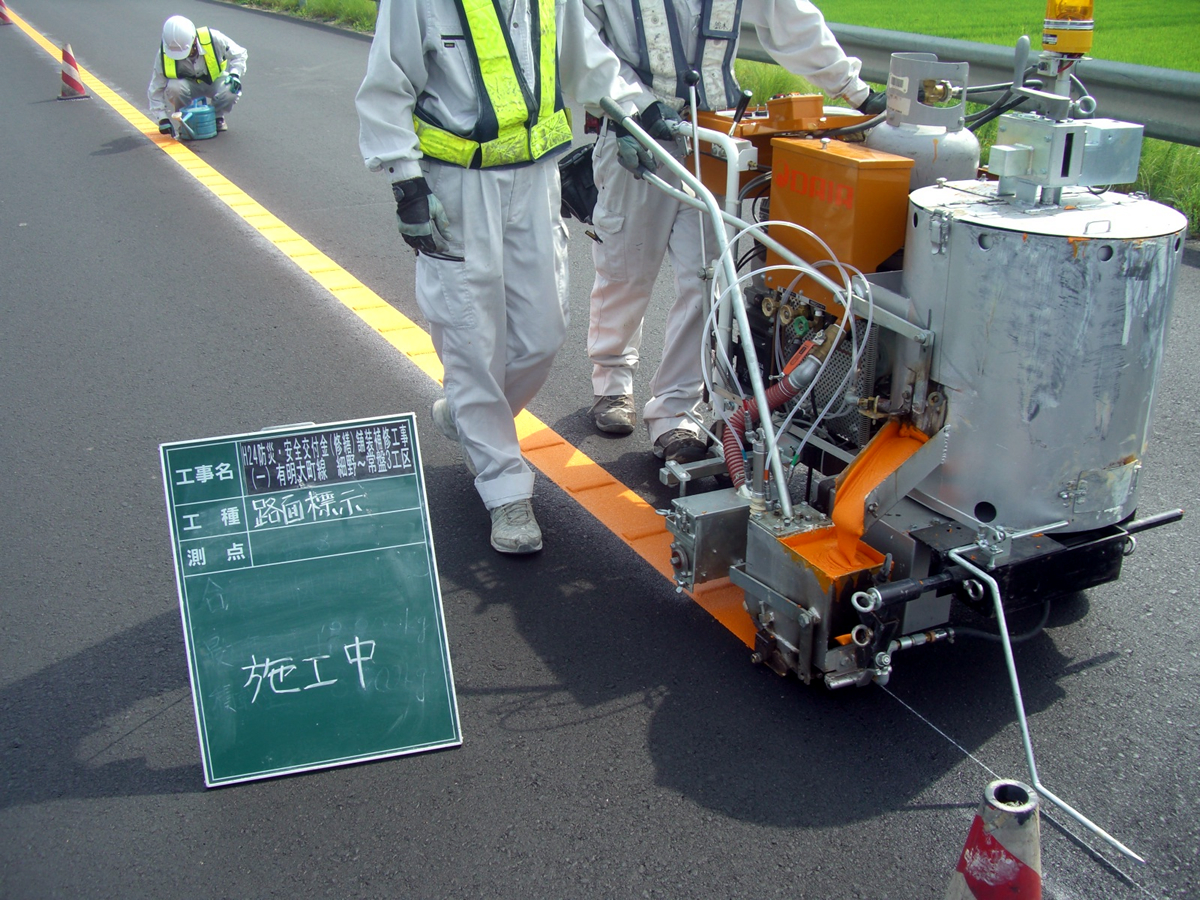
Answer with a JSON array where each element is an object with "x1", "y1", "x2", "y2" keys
[{"x1": 2, "y1": 1, "x2": 1198, "y2": 897}]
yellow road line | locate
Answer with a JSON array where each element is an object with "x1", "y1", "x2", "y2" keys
[{"x1": 9, "y1": 7, "x2": 754, "y2": 645}]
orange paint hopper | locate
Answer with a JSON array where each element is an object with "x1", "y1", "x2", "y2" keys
[{"x1": 779, "y1": 420, "x2": 929, "y2": 584}]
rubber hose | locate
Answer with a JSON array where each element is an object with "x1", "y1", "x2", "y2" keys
[{"x1": 723, "y1": 378, "x2": 800, "y2": 488}]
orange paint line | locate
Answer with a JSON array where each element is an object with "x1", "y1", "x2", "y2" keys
[{"x1": 9, "y1": 7, "x2": 755, "y2": 647}]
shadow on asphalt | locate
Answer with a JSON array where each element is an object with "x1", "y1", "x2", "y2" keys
[
  {"x1": 441, "y1": 479, "x2": 1100, "y2": 830},
  {"x1": 0, "y1": 461, "x2": 1115, "y2": 828},
  {"x1": 0, "y1": 611, "x2": 201, "y2": 810}
]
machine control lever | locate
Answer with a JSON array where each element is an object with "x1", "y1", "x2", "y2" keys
[{"x1": 728, "y1": 89, "x2": 754, "y2": 135}]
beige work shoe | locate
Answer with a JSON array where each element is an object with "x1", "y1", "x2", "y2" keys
[
  {"x1": 489, "y1": 499, "x2": 543, "y2": 554},
  {"x1": 590, "y1": 394, "x2": 636, "y2": 435},
  {"x1": 431, "y1": 398, "x2": 478, "y2": 476}
]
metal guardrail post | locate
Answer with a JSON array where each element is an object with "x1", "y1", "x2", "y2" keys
[{"x1": 738, "y1": 23, "x2": 1200, "y2": 147}]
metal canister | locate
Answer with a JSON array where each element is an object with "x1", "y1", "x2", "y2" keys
[
  {"x1": 901, "y1": 181, "x2": 1187, "y2": 532},
  {"x1": 864, "y1": 52, "x2": 980, "y2": 190}
]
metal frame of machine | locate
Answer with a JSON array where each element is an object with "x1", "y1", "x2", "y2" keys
[{"x1": 599, "y1": 15, "x2": 1187, "y2": 861}]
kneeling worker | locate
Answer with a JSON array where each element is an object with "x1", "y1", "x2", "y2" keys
[{"x1": 149, "y1": 15, "x2": 247, "y2": 136}]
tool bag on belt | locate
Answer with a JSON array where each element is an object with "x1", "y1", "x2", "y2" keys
[{"x1": 558, "y1": 142, "x2": 597, "y2": 224}]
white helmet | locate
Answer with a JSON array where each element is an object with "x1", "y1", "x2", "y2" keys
[{"x1": 162, "y1": 15, "x2": 197, "y2": 60}]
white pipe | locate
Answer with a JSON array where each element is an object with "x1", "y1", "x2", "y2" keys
[
  {"x1": 947, "y1": 544, "x2": 1146, "y2": 864},
  {"x1": 602, "y1": 101, "x2": 794, "y2": 517}
]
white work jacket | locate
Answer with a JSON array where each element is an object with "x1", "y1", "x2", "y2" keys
[
  {"x1": 582, "y1": 0, "x2": 869, "y2": 112},
  {"x1": 357, "y1": 0, "x2": 640, "y2": 182},
  {"x1": 147, "y1": 28, "x2": 248, "y2": 121}
]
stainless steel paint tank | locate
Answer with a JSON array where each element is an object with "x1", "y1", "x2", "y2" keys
[{"x1": 901, "y1": 181, "x2": 1187, "y2": 532}]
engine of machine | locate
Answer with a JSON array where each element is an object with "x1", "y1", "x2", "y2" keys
[{"x1": 662, "y1": 39, "x2": 1188, "y2": 690}]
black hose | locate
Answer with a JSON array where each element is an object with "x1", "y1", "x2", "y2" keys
[
  {"x1": 736, "y1": 244, "x2": 763, "y2": 272},
  {"x1": 738, "y1": 172, "x2": 772, "y2": 204},
  {"x1": 968, "y1": 94, "x2": 1032, "y2": 132},
  {"x1": 963, "y1": 65, "x2": 1040, "y2": 130},
  {"x1": 965, "y1": 90, "x2": 1012, "y2": 122},
  {"x1": 813, "y1": 111, "x2": 886, "y2": 137},
  {"x1": 953, "y1": 600, "x2": 1052, "y2": 643},
  {"x1": 966, "y1": 78, "x2": 1043, "y2": 95}
]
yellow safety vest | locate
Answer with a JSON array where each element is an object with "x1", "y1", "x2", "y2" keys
[
  {"x1": 416, "y1": 0, "x2": 572, "y2": 168},
  {"x1": 162, "y1": 26, "x2": 224, "y2": 83}
]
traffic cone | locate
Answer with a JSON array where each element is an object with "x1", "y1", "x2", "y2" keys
[
  {"x1": 945, "y1": 780, "x2": 1043, "y2": 899},
  {"x1": 58, "y1": 43, "x2": 88, "y2": 99},
  {"x1": 0, "y1": 0, "x2": 12, "y2": 26}
]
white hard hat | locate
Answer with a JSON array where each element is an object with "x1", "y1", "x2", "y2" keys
[{"x1": 162, "y1": 15, "x2": 198, "y2": 60}]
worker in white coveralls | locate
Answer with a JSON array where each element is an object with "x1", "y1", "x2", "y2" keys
[
  {"x1": 356, "y1": 0, "x2": 639, "y2": 553},
  {"x1": 583, "y1": 0, "x2": 885, "y2": 464},
  {"x1": 149, "y1": 15, "x2": 247, "y2": 135}
]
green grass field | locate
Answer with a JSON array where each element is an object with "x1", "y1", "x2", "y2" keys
[
  {"x1": 236, "y1": 0, "x2": 379, "y2": 31},
  {"x1": 817, "y1": 0, "x2": 1200, "y2": 72}
]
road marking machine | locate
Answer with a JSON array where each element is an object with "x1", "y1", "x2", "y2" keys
[{"x1": 600, "y1": 8, "x2": 1187, "y2": 862}]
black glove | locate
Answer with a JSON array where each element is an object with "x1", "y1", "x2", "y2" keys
[
  {"x1": 392, "y1": 177, "x2": 452, "y2": 255},
  {"x1": 640, "y1": 101, "x2": 688, "y2": 158},
  {"x1": 224, "y1": 72, "x2": 242, "y2": 95},
  {"x1": 158, "y1": 118, "x2": 173, "y2": 135},
  {"x1": 857, "y1": 89, "x2": 887, "y2": 116}
]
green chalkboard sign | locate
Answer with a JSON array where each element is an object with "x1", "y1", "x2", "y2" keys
[{"x1": 160, "y1": 414, "x2": 460, "y2": 787}]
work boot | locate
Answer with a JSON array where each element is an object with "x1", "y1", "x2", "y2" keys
[
  {"x1": 215, "y1": 116, "x2": 228, "y2": 132},
  {"x1": 590, "y1": 394, "x2": 636, "y2": 435},
  {"x1": 431, "y1": 398, "x2": 478, "y2": 476},
  {"x1": 489, "y1": 499, "x2": 543, "y2": 554},
  {"x1": 653, "y1": 428, "x2": 708, "y2": 465}
]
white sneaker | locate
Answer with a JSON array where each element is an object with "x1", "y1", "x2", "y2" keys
[
  {"x1": 489, "y1": 499, "x2": 543, "y2": 554},
  {"x1": 431, "y1": 398, "x2": 477, "y2": 476}
]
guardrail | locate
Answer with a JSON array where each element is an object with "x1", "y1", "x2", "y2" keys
[{"x1": 739, "y1": 23, "x2": 1200, "y2": 147}]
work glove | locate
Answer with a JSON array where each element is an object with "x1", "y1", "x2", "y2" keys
[
  {"x1": 615, "y1": 135, "x2": 657, "y2": 180},
  {"x1": 857, "y1": 89, "x2": 887, "y2": 116},
  {"x1": 223, "y1": 72, "x2": 242, "y2": 95},
  {"x1": 640, "y1": 101, "x2": 688, "y2": 159},
  {"x1": 158, "y1": 118, "x2": 174, "y2": 135},
  {"x1": 392, "y1": 177, "x2": 453, "y2": 255}
]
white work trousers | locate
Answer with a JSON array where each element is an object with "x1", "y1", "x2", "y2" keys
[
  {"x1": 417, "y1": 159, "x2": 569, "y2": 510},
  {"x1": 587, "y1": 126, "x2": 719, "y2": 444},
  {"x1": 164, "y1": 79, "x2": 239, "y2": 117}
]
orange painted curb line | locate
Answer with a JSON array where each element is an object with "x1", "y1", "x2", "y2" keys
[{"x1": 9, "y1": 6, "x2": 755, "y2": 646}]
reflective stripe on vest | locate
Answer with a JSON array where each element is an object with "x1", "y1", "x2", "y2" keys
[
  {"x1": 697, "y1": 0, "x2": 743, "y2": 111},
  {"x1": 630, "y1": 0, "x2": 743, "y2": 111},
  {"x1": 416, "y1": 0, "x2": 571, "y2": 168},
  {"x1": 162, "y1": 26, "x2": 224, "y2": 83}
]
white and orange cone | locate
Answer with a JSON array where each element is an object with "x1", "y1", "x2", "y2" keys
[
  {"x1": 0, "y1": 0, "x2": 13, "y2": 26},
  {"x1": 945, "y1": 780, "x2": 1043, "y2": 899},
  {"x1": 58, "y1": 43, "x2": 88, "y2": 99}
]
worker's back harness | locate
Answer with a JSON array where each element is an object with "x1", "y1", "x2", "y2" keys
[
  {"x1": 560, "y1": 0, "x2": 744, "y2": 220},
  {"x1": 415, "y1": 0, "x2": 572, "y2": 169},
  {"x1": 561, "y1": 0, "x2": 745, "y2": 223},
  {"x1": 162, "y1": 26, "x2": 225, "y2": 83},
  {"x1": 630, "y1": 0, "x2": 744, "y2": 112}
]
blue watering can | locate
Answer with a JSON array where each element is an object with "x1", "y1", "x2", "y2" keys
[{"x1": 176, "y1": 98, "x2": 217, "y2": 140}]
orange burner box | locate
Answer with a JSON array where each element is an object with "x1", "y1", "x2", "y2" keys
[
  {"x1": 764, "y1": 137, "x2": 913, "y2": 308},
  {"x1": 691, "y1": 95, "x2": 874, "y2": 195}
]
